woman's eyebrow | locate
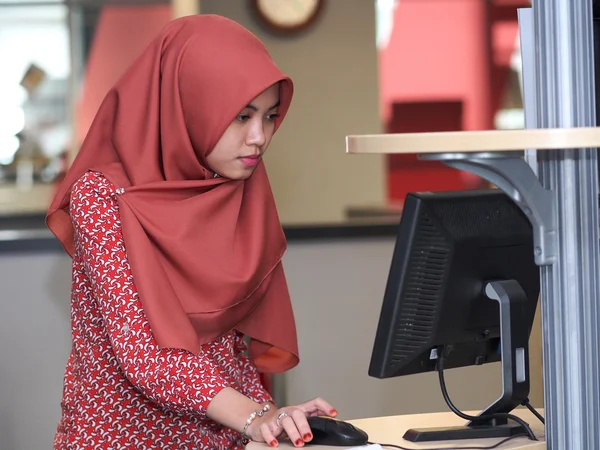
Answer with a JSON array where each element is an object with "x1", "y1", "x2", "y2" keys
[{"x1": 245, "y1": 100, "x2": 281, "y2": 111}]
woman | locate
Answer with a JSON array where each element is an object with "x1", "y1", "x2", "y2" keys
[{"x1": 47, "y1": 14, "x2": 337, "y2": 449}]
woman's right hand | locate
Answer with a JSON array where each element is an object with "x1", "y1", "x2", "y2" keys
[{"x1": 248, "y1": 397, "x2": 338, "y2": 447}]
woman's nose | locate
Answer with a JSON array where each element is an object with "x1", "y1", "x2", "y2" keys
[{"x1": 246, "y1": 119, "x2": 266, "y2": 147}]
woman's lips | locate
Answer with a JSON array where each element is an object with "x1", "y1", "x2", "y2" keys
[{"x1": 240, "y1": 155, "x2": 261, "y2": 167}]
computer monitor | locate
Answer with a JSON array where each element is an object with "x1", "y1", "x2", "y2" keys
[{"x1": 368, "y1": 189, "x2": 540, "y2": 443}]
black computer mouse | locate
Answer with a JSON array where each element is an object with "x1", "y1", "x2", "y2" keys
[{"x1": 305, "y1": 416, "x2": 369, "y2": 447}]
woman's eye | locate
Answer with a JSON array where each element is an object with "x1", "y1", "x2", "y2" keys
[
  {"x1": 266, "y1": 113, "x2": 280, "y2": 121},
  {"x1": 236, "y1": 114, "x2": 250, "y2": 122}
]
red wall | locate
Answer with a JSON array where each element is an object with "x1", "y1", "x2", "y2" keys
[
  {"x1": 380, "y1": 0, "x2": 523, "y2": 203},
  {"x1": 380, "y1": 0, "x2": 492, "y2": 130}
]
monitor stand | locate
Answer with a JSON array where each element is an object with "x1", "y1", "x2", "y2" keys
[{"x1": 403, "y1": 279, "x2": 533, "y2": 442}]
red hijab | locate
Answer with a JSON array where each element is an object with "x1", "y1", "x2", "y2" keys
[{"x1": 47, "y1": 14, "x2": 299, "y2": 373}]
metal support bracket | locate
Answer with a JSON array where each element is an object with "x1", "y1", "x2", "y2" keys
[{"x1": 419, "y1": 152, "x2": 557, "y2": 266}]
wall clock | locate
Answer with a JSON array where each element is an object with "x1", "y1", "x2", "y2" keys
[{"x1": 251, "y1": 0, "x2": 325, "y2": 35}]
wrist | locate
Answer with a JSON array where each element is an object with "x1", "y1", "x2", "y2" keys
[
  {"x1": 242, "y1": 402, "x2": 273, "y2": 443},
  {"x1": 207, "y1": 387, "x2": 266, "y2": 434}
]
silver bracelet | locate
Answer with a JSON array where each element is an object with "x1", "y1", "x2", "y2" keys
[{"x1": 241, "y1": 403, "x2": 271, "y2": 444}]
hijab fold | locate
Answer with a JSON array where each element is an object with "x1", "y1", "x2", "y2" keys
[{"x1": 47, "y1": 14, "x2": 299, "y2": 373}]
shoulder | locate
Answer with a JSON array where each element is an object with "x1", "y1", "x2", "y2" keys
[
  {"x1": 69, "y1": 171, "x2": 125, "y2": 252},
  {"x1": 71, "y1": 171, "x2": 115, "y2": 202}
]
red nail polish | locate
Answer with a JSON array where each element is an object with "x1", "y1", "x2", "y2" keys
[
  {"x1": 269, "y1": 440, "x2": 278, "y2": 447},
  {"x1": 303, "y1": 433, "x2": 313, "y2": 441},
  {"x1": 295, "y1": 438, "x2": 304, "y2": 446},
  {"x1": 330, "y1": 409, "x2": 338, "y2": 416}
]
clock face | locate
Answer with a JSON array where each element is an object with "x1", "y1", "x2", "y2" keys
[{"x1": 254, "y1": 0, "x2": 323, "y2": 31}]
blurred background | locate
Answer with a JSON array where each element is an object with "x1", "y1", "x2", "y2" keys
[
  {"x1": 0, "y1": 0, "x2": 527, "y2": 222},
  {"x1": 0, "y1": 2, "x2": 540, "y2": 450}
]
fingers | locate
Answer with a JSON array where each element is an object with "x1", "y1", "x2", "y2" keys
[
  {"x1": 259, "y1": 422, "x2": 278, "y2": 448},
  {"x1": 274, "y1": 409, "x2": 313, "y2": 447},
  {"x1": 280, "y1": 411, "x2": 304, "y2": 447},
  {"x1": 291, "y1": 409, "x2": 313, "y2": 444},
  {"x1": 262, "y1": 400, "x2": 338, "y2": 448},
  {"x1": 299, "y1": 397, "x2": 338, "y2": 418}
]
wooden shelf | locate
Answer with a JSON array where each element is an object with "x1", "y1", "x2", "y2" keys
[{"x1": 346, "y1": 127, "x2": 600, "y2": 155}]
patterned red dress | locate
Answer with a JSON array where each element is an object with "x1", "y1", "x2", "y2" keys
[{"x1": 54, "y1": 171, "x2": 272, "y2": 449}]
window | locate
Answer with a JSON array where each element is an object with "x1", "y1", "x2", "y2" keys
[{"x1": 0, "y1": 2, "x2": 71, "y2": 214}]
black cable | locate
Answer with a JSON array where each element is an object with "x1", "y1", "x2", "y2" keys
[
  {"x1": 521, "y1": 398, "x2": 545, "y2": 425},
  {"x1": 371, "y1": 433, "x2": 529, "y2": 450},
  {"x1": 367, "y1": 354, "x2": 545, "y2": 450},
  {"x1": 438, "y1": 369, "x2": 536, "y2": 440},
  {"x1": 436, "y1": 356, "x2": 538, "y2": 442}
]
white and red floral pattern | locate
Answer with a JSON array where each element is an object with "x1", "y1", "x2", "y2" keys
[{"x1": 54, "y1": 171, "x2": 272, "y2": 449}]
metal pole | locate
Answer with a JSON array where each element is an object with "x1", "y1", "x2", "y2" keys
[
  {"x1": 517, "y1": 8, "x2": 538, "y2": 176},
  {"x1": 532, "y1": 0, "x2": 600, "y2": 448}
]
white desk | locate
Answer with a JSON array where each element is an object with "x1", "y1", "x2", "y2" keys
[{"x1": 246, "y1": 409, "x2": 545, "y2": 449}]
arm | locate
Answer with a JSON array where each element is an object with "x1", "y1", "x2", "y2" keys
[
  {"x1": 70, "y1": 172, "x2": 262, "y2": 421},
  {"x1": 207, "y1": 387, "x2": 272, "y2": 433},
  {"x1": 205, "y1": 356, "x2": 276, "y2": 433}
]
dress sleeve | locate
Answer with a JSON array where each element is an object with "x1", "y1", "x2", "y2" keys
[
  {"x1": 238, "y1": 354, "x2": 275, "y2": 405},
  {"x1": 69, "y1": 171, "x2": 228, "y2": 418}
]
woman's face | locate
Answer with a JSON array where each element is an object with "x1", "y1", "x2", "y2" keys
[{"x1": 206, "y1": 83, "x2": 281, "y2": 180}]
